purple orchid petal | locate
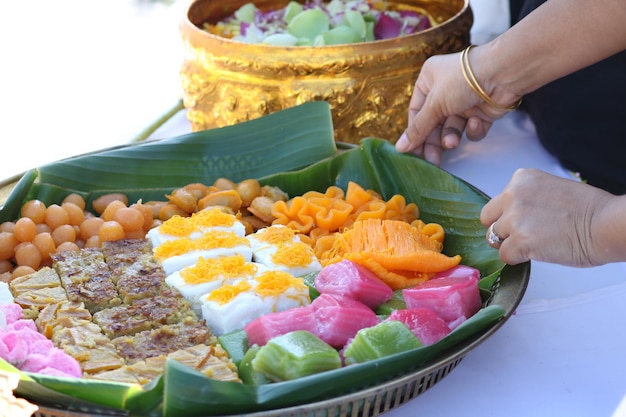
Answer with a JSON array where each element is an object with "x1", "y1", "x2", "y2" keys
[
  {"x1": 374, "y1": 13, "x2": 402, "y2": 39},
  {"x1": 416, "y1": 16, "x2": 432, "y2": 31},
  {"x1": 240, "y1": 21, "x2": 250, "y2": 36}
]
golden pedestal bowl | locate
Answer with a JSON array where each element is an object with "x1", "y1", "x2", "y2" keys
[{"x1": 179, "y1": 0, "x2": 472, "y2": 144}]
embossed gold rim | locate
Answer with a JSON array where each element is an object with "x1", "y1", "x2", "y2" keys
[{"x1": 182, "y1": 0, "x2": 471, "y2": 56}]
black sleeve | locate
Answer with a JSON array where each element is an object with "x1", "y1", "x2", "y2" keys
[{"x1": 508, "y1": 0, "x2": 626, "y2": 195}]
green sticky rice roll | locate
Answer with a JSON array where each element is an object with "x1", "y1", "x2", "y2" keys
[
  {"x1": 343, "y1": 320, "x2": 423, "y2": 365},
  {"x1": 251, "y1": 330, "x2": 341, "y2": 381}
]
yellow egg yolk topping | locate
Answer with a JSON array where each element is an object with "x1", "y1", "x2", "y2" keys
[
  {"x1": 271, "y1": 241, "x2": 315, "y2": 267},
  {"x1": 180, "y1": 255, "x2": 258, "y2": 284},
  {"x1": 154, "y1": 230, "x2": 249, "y2": 260},
  {"x1": 254, "y1": 271, "x2": 307, "y2": 297},
  {"x1": 256, "y1": 225, "x2": 296, "y2": 245},
  {"x1": 206, "y1": 279, "x2": 252, "y2": 305},
  {"x1": 159, "y1": 208, "x2": 238, "y2": 237}
]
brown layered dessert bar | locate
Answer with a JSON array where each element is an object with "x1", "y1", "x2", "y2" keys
[
  {"x1": 85, "y1": 365, "x2": 144, "y2": 385},
  {"x1": 90, "y1": 343, "x2": 240, "y2": 385},
  {"x1": 36, "y1": 301, "x2": 93, "y2": 338},
  {"x1": 9, "y1": 267, "x2": 69, "y2": 319},
  {"x1": 9, "y1": 267, "x2": 62, "y2": 292},
  {"x1": 80, "y1": 347, "x2": 127, "y2": 375},
  {"x1": 34, "y1": 296, "x2": 125, "y2": 374},
  {"x1": 115, "y1": 260, "x2": 168, "y2": 304},
  {"x1": 101, "y1": 239, "x2": 154, "y2": 276},
  {"x1": 9, "y1": 237, "x2": 244, "y2": 385},
  {"x1": 124, "y1": 356, "x2": 167, "y2": 385},
  {"x1": 112, "y1": 320, "x2": 214, "y2": 364},
  {"x1": 87, "y1": 356, "x2": 168, "y2": 385},
  {"x1": 53, "y1": 249, "x2": 122, "y2": 313},
  {"x1": 168, "y1": 343, "x2": 240, "y2": 383},
  {"x1": 51, "y1": 321, "x2": 125, "y2": 374},
  {"x1": 92, "y1": 293, "x2": 197, "y2": 339},
  {"x1": 102, "y1": 239, "x2": 172, "y2": 303}
]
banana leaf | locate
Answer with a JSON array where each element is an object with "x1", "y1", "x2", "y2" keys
[
  {"x1": 0, "y1": 101, "x2": 525, "y2": 416},
  {"x1": 1, "y1": 359, "x2": 153, "y2": 415},
  {"x1": 0, "y1": 101, "x2": 338, "y2": 220}
]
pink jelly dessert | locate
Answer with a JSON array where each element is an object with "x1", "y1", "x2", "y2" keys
[
  {"x1": 314, "y1": 260, "x2": 394, "y2": 309},
  {"x1": 311, "y1": 294, "x2": 381, "y2": 348},
  {"x1": 386, "y1": 308, "x2": 451, "y2": 345},
  {"x1": 244, "y1": 305, "x2": 318, "y2": 347},
  {"x1": 245, "y1": 293, "x2": 380, "y2": 348},
  {"x1": 402, "y1": 265, "x2": 482, "y2": 329}
]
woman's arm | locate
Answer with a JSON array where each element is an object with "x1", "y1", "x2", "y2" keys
[
  {"x1": 480, "y1": 169, "x2": 626, "y2": 266},
  {"x1": 395, "y1": 0, "x2": 626, "y2": 163},
  {"x1": 478, "y1": 0, "x2": 626, "y2": 103}
]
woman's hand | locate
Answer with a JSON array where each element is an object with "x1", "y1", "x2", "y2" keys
[
  {"x1": 395, "y1": 46, "x2": 519, "y2": 165},
  {"x1": 479, "y1": 168, "x2": 622, "y2": 266}
]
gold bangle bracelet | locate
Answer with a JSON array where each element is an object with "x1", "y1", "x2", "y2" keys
[{"x1": 460, "y1": 45, "x2": 522, "y2": 112}]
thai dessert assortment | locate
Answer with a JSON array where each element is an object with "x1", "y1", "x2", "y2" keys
[{"x1": 0, "y1": 177, "x2": 484, "y2": 388}]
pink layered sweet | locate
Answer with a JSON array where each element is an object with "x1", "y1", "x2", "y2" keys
[
  {"x1": 1, "y1": 330, "x2": 29, "y2": 364},
  {"x1": 402, "y1": 265, "x2": 482, "y2": 329},
  {"x1": 314, "y1": 260, "x2": 394, "y2": 309},
  {"x1": 244, "y1": 305, "x2": 318, "y2": 347},
  {"x1": 244, "y1": 293, "x2": 380, "y2": 348},
  {"x1": 1, "y1": 303, "x2": 82, "y2": 377},
  {"x1": 21, "y1": 348, "x2": 82, "y2": 377},
  {"x1": 432, "y1": 264, "x2": 481, "y2": 281},
  {"x1": 311, "y1": 294, "x2": 380, "y2": 348},
  {"x1": 1, "y1": 303, "x2": 22, "y2": 324},
  {"x1": 386, "y1": 308, "x2": 451, "y2": 345}
]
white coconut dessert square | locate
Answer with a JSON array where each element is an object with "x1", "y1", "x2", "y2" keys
[
  {"x1": 246, "y1": 225, "x2": 322, "y2": 277},
  {"x1": 252, "y1": 270, "x2": 311, "y2": 313},
  {"x1": 154, "y1": 229, "x2": 253, "y2": 276},
  {"x1": 146, "y1": 207, "x2": 246, "y2": 247},
  {"x1": 200, "y1": 269, "x2": 311, "y2": 336},
  {"x1": 165, "y1": 254, "x2": 268, "y2": 316},
  {"x1": 200, "y1": 280, "x2": 267, "y2": 336}
]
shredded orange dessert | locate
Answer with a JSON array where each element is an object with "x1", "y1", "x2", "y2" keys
[
  {"x1": 271, "y1": 241, "x2": 316, "y2": 268},
  {"x1": 159, "y1": 208, "x2": 238, "y2": 237},
  {"x1": 205, "y1": 280, "x2": 253, "y2": 305},
  {"x1": 255, "y1": 225, "x2": 297, "y2": 245},
  {"x1": 254, "y1": 271, "x2": 307, "y2": 298},
  {"x1": 180, "y1": 255, "x2": 258, "y2": 285},
  {"x1": 153, "y1": 231, "x2": 249, "y2": 260}
]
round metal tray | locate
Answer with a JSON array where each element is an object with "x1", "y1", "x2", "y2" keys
[{"x1": 0, "y1": 138, "x2": 529, "y2": 417}]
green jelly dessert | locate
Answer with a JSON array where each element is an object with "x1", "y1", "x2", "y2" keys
[
  {"x1": 343, "y1": 320, "x2": 423, "y2": 365},
  {"x1": 238, "y1": 344, "x2": 270, "y2": 385},
  {"x1": 251, "y1": 330, "x2": 341, "y2": 381}
]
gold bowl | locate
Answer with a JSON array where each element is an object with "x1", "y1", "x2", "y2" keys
[{"x1": 179, "y1": 0, "x2": 472, "y2": 144}]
